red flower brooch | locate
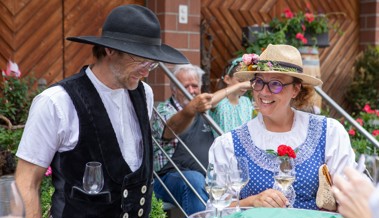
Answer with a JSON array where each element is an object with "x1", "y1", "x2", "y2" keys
[{"x1": 267, "y1": 144, "x2": 297, "y2": 159}]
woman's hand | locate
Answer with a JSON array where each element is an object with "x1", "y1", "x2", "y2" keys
[{"x1": 239, "y1": 189, "x2": 289, "y2": 208}]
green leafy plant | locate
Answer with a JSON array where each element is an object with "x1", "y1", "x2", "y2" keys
[
  {"x1": 341, "y1": 104, "x2": 379, "y2": 157},
  {"x1": 41, "y1": 168, "x2": 54, "y2": 218},
  {"x1": 241, "y1": 3, "x2": 344, "y2": 55},
  {"x1": 345, "y1": 46, "x2": 379, "y2": 114},
  {"x1": 149, "y1": 192, "x2": 167, "y2": 218}
]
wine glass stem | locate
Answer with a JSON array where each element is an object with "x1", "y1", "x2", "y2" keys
[{"x1": 236, "y1": 190, "x2": 241, "y2": 212}]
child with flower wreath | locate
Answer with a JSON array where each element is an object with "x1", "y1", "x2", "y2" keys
[
  {"x1": 209, "y1": 56, "x2": 255, "y2": 136},
  {"x1": 209, "y1": 44, "x2": 357, "y2": 211}
]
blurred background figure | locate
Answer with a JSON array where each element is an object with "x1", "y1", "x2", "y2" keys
[{"x1": 209, "y1": 57, "x2": 254, "y2": 136}]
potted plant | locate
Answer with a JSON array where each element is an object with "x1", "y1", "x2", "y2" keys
[{"x1": 241, "y1": 4, "x2": 345, "y2": 54}]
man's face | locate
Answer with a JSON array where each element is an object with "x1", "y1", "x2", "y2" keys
[
  {"x1": 108, "y1": 52, "x2": 157, "y2": 90},
  {"x1": 173, "y1": 71, "x2": 201, "y2": 106}
]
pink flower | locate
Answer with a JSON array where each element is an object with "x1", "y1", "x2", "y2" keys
[
  {"x1": 242, "y1": 53, "x2": 259, "y2": 65},
  {"x1": 301, "y1": 24, "x2": 306, "y2": 32},
  {"x1": 1, "y1": 60, "x2": 21, "y2": 78},
  {"x1": 356, "y1": 118, "x2": 363, "y2": 126},
  {"x1": 45, "y1": 166, "x2": 52, "y2": 176},
  {"x1": 348, "y1": 129, "x2": 356, "y2": 136},
  {"x1": 305, "y1": 13, "x2": 315, "y2": 23},
  {"x1": 363, "y1": 104, "x2": 374, "y2": 114},
  {"x1": 242, "y1": 54, "x2": 253, "y2": 65},
  {"x1": 372, "y1": 130, "x2": 379, "y2": 136},
  {"x1": 296, "y1": 33, "x2": 307, "y2": 44},
  {"x1": 284, "y1": 8, "x2": 294, "y2": 19}
]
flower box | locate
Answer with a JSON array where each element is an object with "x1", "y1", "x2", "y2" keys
[{"x1": 242, "y1": 25, "x2": 330, "y2": 48}]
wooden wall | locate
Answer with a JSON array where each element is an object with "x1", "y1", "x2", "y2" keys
[
  {"x1": 0, "y1": 0, "x2": 143, "y2": 85},
  {"x1": 201, "y1": 0, "x2": 360, "y2": 114}
]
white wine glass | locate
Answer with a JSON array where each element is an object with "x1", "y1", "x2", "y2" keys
[
  {"x1": 205, "y1": 163, "x2": 218, "y2": 217},
  {"x1": 210, "y1": 165, "x2": 233, "y2": 218},
  {"x1": 0, "y1": 175, "x2": 25, "y2": 217},
  {"x1": 273, "y1": 169, "x2": 296, "y2": 207},
  {"x1": 83, "y1": 161, "x2": 104, "y2": 194},
  {"x1": 362, "y1": 154, "x2": 379, "y2": 184},
  {"x1": 229, "y1": 156, "x2": 249, "y2": 215}
]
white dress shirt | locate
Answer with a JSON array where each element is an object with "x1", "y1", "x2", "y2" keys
[{"x1": 16, "y1": 67, "x2": 153, "y2": 172}]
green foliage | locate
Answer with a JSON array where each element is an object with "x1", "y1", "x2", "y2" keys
[
  {"x1": 0, "y1": 76, "x2": 40, "y2": 125},
  {"x1": 0, "y1": 128, "x2": 23, "y2": 153},
  {"x1": 340, "y1": 104, "x2": 379, "y2": 157},
  {"x1": 149, "y1": 192, "x2": 167, "y2": 218},
  {"x1": 345, "y1": 46, "x2": 379, "y2": 114},
  {"x1": 41, "y1": 175, "x2": 54, "y2": 218},
  {"x1": 240, "y1": 8, "x2": 344, "y2": 55}
]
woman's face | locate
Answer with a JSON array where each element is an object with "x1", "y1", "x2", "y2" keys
[{"x1": 252, "y1": 73, "x2": 300, "y2": 118}]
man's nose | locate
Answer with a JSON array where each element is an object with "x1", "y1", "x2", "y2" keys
[
  {"x1": 139, "y1": 68, "x2": 150, "y2": 77},
  {"x1": 187, "y1": 85, "x2": 196, "y2": 94}
]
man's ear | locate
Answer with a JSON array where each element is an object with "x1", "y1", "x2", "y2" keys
[{"x1": 105, "y1": 48, "x2": 115, "y2": 56}]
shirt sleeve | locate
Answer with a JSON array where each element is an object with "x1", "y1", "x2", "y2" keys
[
  {"x1": 16, "y1": 87, "x2": 71, "y2": 168},
  {"x1": 325, "y1": 117, "x2": 357, "y2": 175},
  {"x1": 208, "y1": 132, "x2": 234, "y2": 168}
]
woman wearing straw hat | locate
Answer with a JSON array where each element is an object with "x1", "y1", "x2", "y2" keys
[{"x1": 209, "y1": 44, "x2": 356, "y2": 210}]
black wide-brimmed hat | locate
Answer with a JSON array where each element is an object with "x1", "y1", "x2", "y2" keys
[{"x1": 67, "y1": 4, "x2": 189, "y2": 64}]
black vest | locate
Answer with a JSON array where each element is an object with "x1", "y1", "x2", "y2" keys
[{"x1": 50, "y1": 67, "x2": 153, "y2": 218}]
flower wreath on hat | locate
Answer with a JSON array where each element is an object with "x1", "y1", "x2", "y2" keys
[{"x1": 234, "y1": 44, "x2": 323, "y2": 86}]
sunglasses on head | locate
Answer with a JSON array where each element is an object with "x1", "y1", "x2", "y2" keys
[{"x1": 250, "y1": 78, "x2": 296, "y2": 94}]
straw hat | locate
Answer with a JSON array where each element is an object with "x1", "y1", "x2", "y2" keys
[
  {"x1": 67, "y1": 5, "x2": 188, "y2": 64},
  {"x1": 234, "y1": 44, "x2": 323, "y2": 86}
]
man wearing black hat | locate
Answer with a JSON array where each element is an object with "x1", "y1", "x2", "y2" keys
[{"x1": 15, "y1": 4, "x2": 188, "y2": 218}]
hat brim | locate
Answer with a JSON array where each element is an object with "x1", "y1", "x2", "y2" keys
[
  {"x1": 67, "y1": 36, "x2": 189, "y2": 64},
  {"x1": 234, "y1": 71, "x2": 323, "y2": 86}
]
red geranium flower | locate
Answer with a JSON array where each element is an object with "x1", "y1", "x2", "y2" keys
[
  {"x1": 284, "y1": 8, "x2": 294, "y2": 19},
  {"x1": 356, "y1": 118, "x2": 363, "y2": 126},
  {"x1": 273, "y1": 144, "x2": 297, "y2": 159}
]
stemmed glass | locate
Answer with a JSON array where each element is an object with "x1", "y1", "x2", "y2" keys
[
  {"x1": 83, "y1": 161, "x2": 104, "y2": 194},
  {"x1": 210, "y1": 164, "x2": 233, "y2": 218},
  {"x1": 273, "y1": 157, "x2": 296, "y2": 207},
  {"x1": 360, "y1": 154, "x2": 379, "y2": 184},
  {"x1": 229, "y1": 156, "x2": 249, "y2": 215},
  {"x1": 0, "y1": 175, "x2": 25, "y2": 217}
]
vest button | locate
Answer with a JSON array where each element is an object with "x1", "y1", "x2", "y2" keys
[
  {"x1": 138, "y1": 208, "x2": 144, "y2": 217},
  {"x1": 123, "y1": 189, "x2": 128, "y2": 198},
  {"x1": 141, "y1": 185, "x2": 147, "y2": 194},
  {"x1": 123, "y1": 213, "x2": 129, "y2": 218},
  {"x1": 140, "y1": 197, "x2": 145, "y2": 206}
]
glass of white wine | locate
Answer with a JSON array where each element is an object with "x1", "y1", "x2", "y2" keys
[
  {"x1": 273, "y1": 169, "x2": 296, "y2": 206},
  {"x1": 229, "y1": 156, "x2": 249, "y2": 215},
  {"x1": 0, "y1": 175, "x2": 25, "y2": 218},
  {"x1": 210, "y1": 165, "x2": 233, "y2": 218},
  {"x1": 83, "y1": 161, "x2": 104, "y2": 194},
  {"x1": 362, "y1": 154, "x2": 379, "y2": 184}
]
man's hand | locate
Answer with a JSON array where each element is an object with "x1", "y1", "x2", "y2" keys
[
  {"x1": 183, "y1": 93, "x2": 213, "y2": 116},
  {"x1": 15, "y1": 159, "x2": 46, "y2": 218}
]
